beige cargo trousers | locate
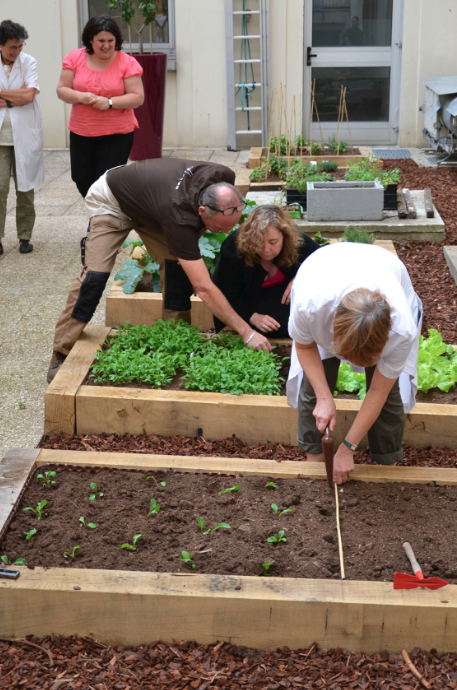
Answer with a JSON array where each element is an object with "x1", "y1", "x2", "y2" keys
[{"x1": 53, "y1": 212, "x2": 194, "y2": 357}]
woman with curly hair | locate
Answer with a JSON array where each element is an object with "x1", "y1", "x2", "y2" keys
[{"x1": 211, "y1": 205, "x2": 319, "y2": 337}]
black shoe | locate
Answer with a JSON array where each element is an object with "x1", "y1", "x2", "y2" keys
[
  {"x1": 19, "y1": 240, "x2": 33, "y2": 253},
  {"x1": 0, "y1": 241, "x2": 3, "y2": 255}
]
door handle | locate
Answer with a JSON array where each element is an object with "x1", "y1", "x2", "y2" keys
[{"x1": 307, "y1": 46, "x2": 317, "y2": 66}]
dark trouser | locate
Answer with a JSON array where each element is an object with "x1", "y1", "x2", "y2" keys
[
  {"x1": 69, "y1": 131, "x2": 135, "y2": 198},
  {"x1": 297, "y1": 357, "x2": 404, "y2": 464}
]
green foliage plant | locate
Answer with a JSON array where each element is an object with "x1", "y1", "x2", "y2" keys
[
  {"x1": 180, "y1": 550, "x2": 196, "y2": 569},
  {"x1": 345, "y1": 157, "x2": 401, "y2": 189},
  {"x1": 265, "y1": 481, "x2": 278, "y2": 489},
  {"x1": 218, "y1": 484, "x2": 240, "y2": 496},
  {"x1": 79, "y1": 517, "x2": 97, "y2": 529},
  {"x1": 37, "y1": 470, "x2": 56, "y2": 487},
  {"x1": 89, "y1": 483, "x2": 104, "y2": 501},
  {"x1": 63, "y1": 546, "x2": 80, "y2": 560},
  {"x1": 318, "y1": 160, "x2": 338, "y2": 173},
  {"x1": 1, "y1": 555, "x2": 27, "y2": 565},
  {"x1": 327, "y1": 136, "x2": 350, "y2": 154},
  {"x1": 147, "y1": 474, "x2": 166, "y2": 487},
  {"x1": 104, "y1": 1, "x2": 158, "y2": 54},
  {"x1": 147, "y1": 498, "x2": 161, "y2": 516},
  {"x1": 198, "y1": 517, "x2": 231, "y2": 535},
  {"x1": 23, "y1": 500, "x2": 47, "y2": 521},
  {"x1": 340, "y1": 227, "x2": 375, "y2": 244},
  {"x1": 313, "y1": 231, "x2": 330, "y2": 246},
  {"x1": 269, "y1": 134, "x2": 289, "y2": 155},
  {"x1": 115, "y1": 239, "x2": 161, "y2": 294},
  {"x1": 121, "y1": 534, "x2": 142, "y2": 551},
  {"x1": 271, "y1": 503, "x2": 294, "y2": 519},
  {"x1": 262, "y1": 560, "x2": 275, "y2": 576},
  {"x1": 267, "y1": 530, "x2": 287, "y2": 544},
  {"x1": 18, "y1": 401, "x2": 26, "y2": 409},
  {"x1": 24, "y1": 529, "x2": 37, "y2": 541}
]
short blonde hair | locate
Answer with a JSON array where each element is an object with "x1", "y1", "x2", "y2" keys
[
  {"x1": 236, "y1": 205, "x2": 303, "y2": 268},
  {"x1": 333, "y1": 288, "x2": 392, "y2": 367}
]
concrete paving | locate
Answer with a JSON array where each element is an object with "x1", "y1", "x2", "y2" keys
[{"x1": 0, "y1": 147, "x2": 248, "y2": 460}]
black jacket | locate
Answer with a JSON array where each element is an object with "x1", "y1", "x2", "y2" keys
[{"x1": 211, "y1": 229, "x2": 320, "y2": 332}]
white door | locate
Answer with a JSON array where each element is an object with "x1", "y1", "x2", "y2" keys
[{"x1": 304, "y1": 0, "x2": 403, "y2": 146}]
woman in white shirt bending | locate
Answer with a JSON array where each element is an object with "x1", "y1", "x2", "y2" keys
[{"x1": 287, "y1": 242, "x2": 422, "y2": 484}]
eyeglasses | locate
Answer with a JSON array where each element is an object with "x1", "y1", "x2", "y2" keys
[{"x1": 206, "y1": 202, "x2": 247, "y2": 216}]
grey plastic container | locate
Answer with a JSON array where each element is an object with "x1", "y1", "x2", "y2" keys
[{"x1": 307, "y1": 180, "x2": 384, "y2": 221}]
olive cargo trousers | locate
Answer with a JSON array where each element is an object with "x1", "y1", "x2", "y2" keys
[
  {"x1": 297, "y1": 356, "x2": 404, "y2": 465},
  {"x1": 53, "y1": 214, "x2": 194, "y2": 355}
]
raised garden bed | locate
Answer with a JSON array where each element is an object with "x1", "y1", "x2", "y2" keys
[
  {"x1": 105, "y1": 239, "x2": 397, "y2": 328},
  {"x1": 247, "y1": 146, "x2": 374, "y2": 169},
  {"x1": 44, "y1": 324, "x2": 457, "y2": 449},
  {"x1": 2, "y1": 446, "x2": 457, "y2": 651}
]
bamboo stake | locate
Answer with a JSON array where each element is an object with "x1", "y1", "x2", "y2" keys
[
  {"x1": 336, "y1": 85, "x2": 344, "y2": 156},
  {"x1": 292, "y1": 95, "x2": 297, "y2": 158},
  {"x1": 299, "y1": 93, "x2": 303, "y2": 156},
  {"x1": 265, "y1": 89, "x2": 277, "y2": 180},
  {"x1": 334, "y1": 483, "x2": 345, "y2": 580},
  {"x1": 343, "y1": 88, "x2": 353, "y2": 153},
  {"x1": 312, "y1": 86, "x2": 324, "y2": 146},
  {"x1": 307, "y1": 80, "x2": 314, "y2": 150}
]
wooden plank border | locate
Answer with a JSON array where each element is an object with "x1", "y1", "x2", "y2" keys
[
  {"x1": 247, "y1": 146, "x2": 375, "y2": 170},
  {"x1": 1, "y1": 447, "x2": 457, "y2": 652}
]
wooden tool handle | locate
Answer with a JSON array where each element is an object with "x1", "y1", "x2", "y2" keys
[{"x1": 403, "y1": 542, "x2": 424, "y2": 579}]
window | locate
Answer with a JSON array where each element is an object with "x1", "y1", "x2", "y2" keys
[{"x1": 79, "y1": 0, "x2": 176, "y2": 69}]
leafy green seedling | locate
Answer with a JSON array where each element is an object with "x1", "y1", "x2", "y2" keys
[
  {"x1": 146, "y1": 474, "x2": 166, "y2": 487},
  {"x1": 198, "y1": 517, "x2": 231, "y2": 535},
  {"x1": 180, "y1": 550, "x2": 197, "y2": 569},
  {"x1": 37, "y1": 470, "x2": 56, "y2": 487},
  {"x1": 121, "y1": 534, "x2": 142, "y2": 551},
  {"x1": 265, "y1": 482, "x2": 278, "y2": 489},
  {"x1": 147, "y1": 498, "x2": 161, "y2": 517},
  {"x1": 63, "y1": 546, "x2": 80, "y2": 559},
  {"x1": 89, "y1": 482, "x2": 104, "y2": 501},
  {"x1": 218, "y1": 484, "x2": 240, "y2": 496},
  {"x1": 79, "y1": 516, "x2": 96, "y2": 529},
  {"x1": 18, "y1": 401, "x2": 26, "y2": 410},
  {"x1": 24, "y1": 529, "x2": 37, "y2": 541},
  {"x1": 267, "y1": 530, "x2": 287, "y2": 544},
  {"x1": 23, "y1": 500, "x2": 47, "y2": 521},
  {"x1": 262, "y1": 560, "x2": 275, "y2": 576},
  {"x1": 1, "y1": 555, "x2": 27, "y2": 565},
  {"x1": 271, "y1": 503, "x2": 294, "y2": 519}
]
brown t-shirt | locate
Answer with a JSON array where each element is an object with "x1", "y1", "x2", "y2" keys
[{"x1": 107, "y1": 158, "x2": 236, "y2": 260}]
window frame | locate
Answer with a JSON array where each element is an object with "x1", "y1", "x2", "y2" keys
[{"x1": 79, "y1": 0, "x2": 176, "y2": 70}]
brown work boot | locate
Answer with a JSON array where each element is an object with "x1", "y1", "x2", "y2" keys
[{"x1": 47, "y1": 351, "x2": 67, "y2": 383}]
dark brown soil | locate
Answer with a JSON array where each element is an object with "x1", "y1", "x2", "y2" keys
[
  {"x1": 1, "y1": 636, "x2": 454, "y2": 690},
  {"x1": 3, "y1": 466, "x2": 457, "y2": 583},
  {"x1": 39, "y1": 432, "x2": 457, "y2": 468}
]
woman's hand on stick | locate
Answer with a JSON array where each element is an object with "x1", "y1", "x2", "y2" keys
[
  {"x1": 281, "y1": 279, "x2": 294, "y2": 305},
  {"x1": 250, "y1": 312, "x2": 281, "y2": 333},
  {"x1": 333, "y1": 444, "x2": 355, "y2": 484}
]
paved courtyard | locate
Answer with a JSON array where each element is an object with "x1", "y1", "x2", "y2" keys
[{"x1": 0, "y1": 148, "x2": 248, "y2": 459}]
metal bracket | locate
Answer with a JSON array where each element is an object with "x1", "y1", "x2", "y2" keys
[{"x1": 307, "y1": 46, "x2": 317, "y2": 66}]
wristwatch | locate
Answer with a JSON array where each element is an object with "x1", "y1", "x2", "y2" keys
[
  {"x1": 108, "y1": 98, "x2": 113, "y2": 109},
  {"x1": 342, "y1": 439, "x2": 358, "y2": 452}
]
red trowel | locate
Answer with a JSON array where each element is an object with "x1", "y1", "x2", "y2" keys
[{"x1": 393, "y1": 542, "x2": 449, "y2": 590}]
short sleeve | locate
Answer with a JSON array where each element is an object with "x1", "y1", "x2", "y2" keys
[
  {"x1": 288, "y1": 291, "x2": 315, "y2": 345},
  {"x1": 377, "y1": 332, "x2": 415, "y2": 379},
  {"x1": 62, "y1": 49, "x2": 80, "y2": 71},
  {"x1": 22, "y1": 56, "x2": 40, "y2": 93},
  {"x1": 121, "y1": 53, "x2": 143, "y2": 78}
]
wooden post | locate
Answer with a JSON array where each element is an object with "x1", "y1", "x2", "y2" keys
[
  {"x1": 424, "y1": 188, "x2": 435, "y2": 218},
  {"x1": 403, "y1": 188, "x2": 417, "y2": 219}
]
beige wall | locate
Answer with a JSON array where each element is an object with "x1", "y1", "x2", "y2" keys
[{"x1": 400, "y1": 0, "x2": 457, "y2": 147}]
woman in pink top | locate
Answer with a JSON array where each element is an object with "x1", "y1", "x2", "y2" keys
[{"x1": 57, "y1": 15, "x2": 144, "y2": 198}]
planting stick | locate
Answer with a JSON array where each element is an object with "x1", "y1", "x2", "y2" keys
[
  {"x1": 292, "y1": 96, "x2": 296, "y2": 157},
  {"x1": 307, "y1": 81, "x2": 313, "y2": 147},
  {"x1": 334, "y1": 483, "x2": 346, "y2": 580},
  {"x1": 343, "y1": 88, "x2": 353, "y2": 152},
  {"x1": 336, "y1": 86, "x2": 344, "y2": 155},
  {"x1": 312, "y1": 87, "x2": 324, "y2": 145}
]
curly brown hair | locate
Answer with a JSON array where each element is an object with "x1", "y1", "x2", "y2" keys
[
  {"x1": 333, "y1": 288, "x2": 392, "y2": 367},
  {"x1": 236, "y1": 205, "x2": 304, "y2": 268}
]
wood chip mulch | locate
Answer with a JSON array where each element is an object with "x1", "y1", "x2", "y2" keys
[
  {"x1": 383, "y1": 159, "x2": 457, "y2": 343},
  {"x1": 39, "y1": 432, "x2": 457, "y2": 468},
  {"x1": 1, "y1": 635, "x2": 457, "y2": 689}
]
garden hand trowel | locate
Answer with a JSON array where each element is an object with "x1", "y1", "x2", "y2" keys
[
  {"x1": 321, "y1": 426, "x2": 334, "y2": 488},
  {"x1": 393, "y1": 542, "x2": 449, "y2": 590}
]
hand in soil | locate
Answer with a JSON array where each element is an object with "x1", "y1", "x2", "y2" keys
[{"x1": 333, "y1": 444, "x2": 355, "y2": 484}]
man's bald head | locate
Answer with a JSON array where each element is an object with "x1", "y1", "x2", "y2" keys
[{"x1": 199, "y1": 182, "x2": 244, "y2": 218}]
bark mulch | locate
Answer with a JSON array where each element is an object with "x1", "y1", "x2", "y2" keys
[
  {"x1": 39, "y1": 432, "x2": 457, "y2": 468},
  {"x1": 383, "y1": 159, "x2": 457, "y2": 343},
  {"x1": 1, "y1": 636, "x2": 456, "y2": 689}
]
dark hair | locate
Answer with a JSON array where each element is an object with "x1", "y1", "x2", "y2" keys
[
  {"x1": 199, "y1": 183, "x2": 244, "y2": 218},
  {"x1": 82, "y1": 15, "x2": 123, "y2": 54},
  {"x1": 0, "y1": 20, "x2": 29, "y2": 45}
]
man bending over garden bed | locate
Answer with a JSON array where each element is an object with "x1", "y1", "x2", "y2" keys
[{"x1": 47, "y1": 158, "x2": 271, "y2": 382}]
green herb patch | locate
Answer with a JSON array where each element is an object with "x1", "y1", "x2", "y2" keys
[{"x1": 92, "y1": 321, "x2": 285, "y2": 396}]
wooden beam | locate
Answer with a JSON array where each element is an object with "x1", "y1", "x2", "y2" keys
[
  {"x1": 0, "y1": 449, "x2": 40, "y2": 534},
  {"x1": 247, "y1": 146, "x2": 374, "y2": 170},
  {"x1": 402, "y1": 188, "x2": 417, "y2": 219},
  {"x1": 424, "y1": 188, "x2": 435, "y2": 218},
  {"x1": 397, "y1": 189, "x2": 408, "y2": 219},
  {"x1": 44, "y1": 326, "x2": 110, "y2": 437},
  {"x1": 247, "y1": 146, "x2": 263, "y2": 169},
  {"x1": 234, "y1": 167, "x2": 251, "y2": 197},
  {"x1": 36, "y1": 448, "x2": 457, "y2": 485}
]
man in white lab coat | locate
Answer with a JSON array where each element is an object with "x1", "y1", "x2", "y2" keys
[{"x1": 0, "y1": 20, "x2": 44, "y2": 254}]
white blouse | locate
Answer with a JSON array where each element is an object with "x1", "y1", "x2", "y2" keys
[{"x1": 287, "y1": 242, "x2": 422, "y2": 413}]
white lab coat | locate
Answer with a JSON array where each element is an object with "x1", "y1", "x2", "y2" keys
[
  {"x1": 287, "y1": 243, "x2": 423, "y2": 414},
  {"x1": 0, "y1": 52, "x2": 44, "y2": 191}
]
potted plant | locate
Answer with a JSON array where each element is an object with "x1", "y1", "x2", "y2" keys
[
  {"x1": 345, "y1": 158, "x2": 401, "y2": 211},
  {"x1": 284, "y1": 163, "x2": 334, "y2": 211},
  {"x1": 105, "y1": 0, "x2": 167, "y2": 160}
]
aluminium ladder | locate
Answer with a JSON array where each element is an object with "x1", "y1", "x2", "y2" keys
[{"x1": 225, "y1": 0, "x2": 270, "y2": 150}]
